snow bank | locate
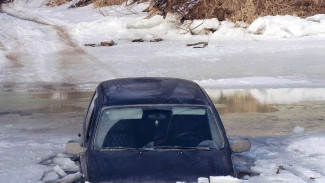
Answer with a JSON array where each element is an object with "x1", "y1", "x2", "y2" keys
[
  {"x1": 250, "y1": 88, "x2": 325, "y2": 104},
  {"x1": 196, "y1": 77, "x2": 310, "y2": 89},
  {"x1": 6, "y1": 0, "x2": 325, "y2": 40},
  {"x1": 248, "y1": 15, "x2": 325, "y2": 38},
  {"x1": 71, "y1": 14, "x2": 180, "y2": 43},
  {"x1": 205, "y1": 88, "x2": 325, "y2": 104}
]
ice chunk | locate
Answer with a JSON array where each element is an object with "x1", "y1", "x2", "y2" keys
[
  {"x1": 53, "y1": 157, "x2": 80, "y2": 171},
  {"x1": 53, "y1": 165, "x2": 67, "y2": 177},
  {"x1": 293, "y1": 126, "x2": 305, "y2": 134},
  {"x1": 126, "y1": 15, "x2": 164, "y2": 29}
]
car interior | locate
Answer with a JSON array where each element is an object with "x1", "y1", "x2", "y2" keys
[{"x1": 101, "y1": 108, "x2": 214, "y2": 149}]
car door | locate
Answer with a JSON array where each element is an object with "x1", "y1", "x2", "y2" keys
[{"x1": 80, "y1": 91, "x2": 97, "y2": 178}]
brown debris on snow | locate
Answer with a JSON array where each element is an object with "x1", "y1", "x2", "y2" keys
[
  {"x1": 132, "y1": 38, "x2": 144, "y2": 42},
  {"x1": 84, "y1": 40, "x2": 116, "y2": 47},
  {"x1": 46, "y1": 0, "x2": 72, "y2": 7},
  {"x1": 150, "y1": 38, "x2": 163, "y2": 42},
  {"x1": 84, "y1": 43, "x2": 97, "y2": 47},
  {"x1": 186, "y1": 42, "x2": 208, "y2": 48},
  {"x1": 100, "y1": 40, "x2": 116, "y2": 46},
  {"x1": 276, "y1": 165, "x2": 285, "y2": 174}
]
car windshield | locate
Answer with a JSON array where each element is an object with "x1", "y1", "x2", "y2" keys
[{"x1": 95, "y1": 105, "x2": 223, "y2": 150}]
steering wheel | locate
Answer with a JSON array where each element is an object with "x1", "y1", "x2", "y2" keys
[{"x1": 174, "y1": 133, "x2": 203, "y2": 147}]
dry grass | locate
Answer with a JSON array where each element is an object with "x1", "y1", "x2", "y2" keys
[
  {"x1": 46, "y1": 0, "x2": 72, "y2": 7},
  {"x1": 93, "y1": 0, "x2": 126, "y2": 7},
  {"x1": 67, "y1": 0, "x2": 139, "y2": 8},
  {"x1": 48, "y1": 0, "x2": 325, "y2": 23},
  {"x1": 69, "y1": 0, "x2": 94, "y2": 8},
  {"x1": 150, "y1": 0, "x2": 325, "y2": 23}
]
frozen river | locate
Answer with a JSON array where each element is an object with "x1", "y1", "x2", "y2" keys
[
  {"x1": 0, "y1": 88, "x2": 324, "y2": 182},
  {"x1": 1, "y1": 1, "x2": 325, "y2": 182}
]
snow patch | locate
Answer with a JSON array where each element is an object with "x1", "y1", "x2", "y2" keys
[{"x1": 210, "y1": 176, "x2": 241, "y2": 183}]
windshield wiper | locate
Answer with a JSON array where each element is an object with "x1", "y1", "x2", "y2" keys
[
  {"x1": 102, "y1": 147, "x2": 154, "y2": 151},
  {"x1": 102, "y1": 146, "x2": 212, "y2": 151},
  {"x1": 154, "y1": 146, "x2": 211, "y2": 151}
]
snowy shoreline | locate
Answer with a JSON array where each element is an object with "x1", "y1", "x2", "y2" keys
[{"x1": 1, "y1": 1, "x2": 325, "y2": 183}]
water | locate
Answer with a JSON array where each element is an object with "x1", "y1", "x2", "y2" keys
[
  {"x1": 1, "y1": 88, "x2": 324, "y2": 137},
  {"x1": 206, "y1": 88, "x2": 325, "y2": 137},
  {"x1": 0, "y1": 88, "x2": 324, "y2": 182}
]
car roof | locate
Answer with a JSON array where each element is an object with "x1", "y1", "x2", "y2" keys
[{"x1": 97, "y1": 77, "x2": 209, "y2": 106}]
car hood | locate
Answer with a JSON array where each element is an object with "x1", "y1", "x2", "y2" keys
[{"x1": 88, "y1": 149, "x2": 234, "y2": 183}]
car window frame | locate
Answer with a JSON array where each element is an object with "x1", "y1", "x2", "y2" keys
[
  {"x1": 83, "y1": 91, "x2": 98, "y2": 144},
  {"x1": 91, "y1": 104, "x2": 225, "y2": 150}
]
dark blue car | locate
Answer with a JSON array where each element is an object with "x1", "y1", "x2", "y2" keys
[{"x1": 66, "y1": 77, "x2": 250, "y2": 183}]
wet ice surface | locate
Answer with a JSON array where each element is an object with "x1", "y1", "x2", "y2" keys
[
  {"x1": 2, "y1": 2, "x2": 325, "y2": 91},
  {"x1": 0, "y1": 89, "x2": 325, "y2": 183},
  {"x1": 0, "y1": 91, "x2": 89, "y2": 183}
]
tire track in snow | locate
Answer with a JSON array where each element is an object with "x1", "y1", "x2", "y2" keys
[
  {"x1": 0, "y1": 12, "x2": 60, "y2": 90},
  {"x1": 1, "y1": 5, "x2": 119, "y2": 90},
  {"x1": 0, "y1": 12, "x2": 30, "y2": 90},
  {"x1": 3, "y1": 5, "x2": 120, "y2": 75},
  {"x1": 0, "y1": 18, "x2": 23, "y2": 68}
]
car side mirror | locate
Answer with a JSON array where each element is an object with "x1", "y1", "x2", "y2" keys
[
  {"x1": 230, "y1": 138, "x2": 251, "y2": 153},
  {"x1": 66, "y1": 141, "x2": 86, "y2": 155}
]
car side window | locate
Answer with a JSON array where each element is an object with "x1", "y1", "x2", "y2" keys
[{"x1": 84, "y1": 92, "x2": 97, "y2": 142}]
